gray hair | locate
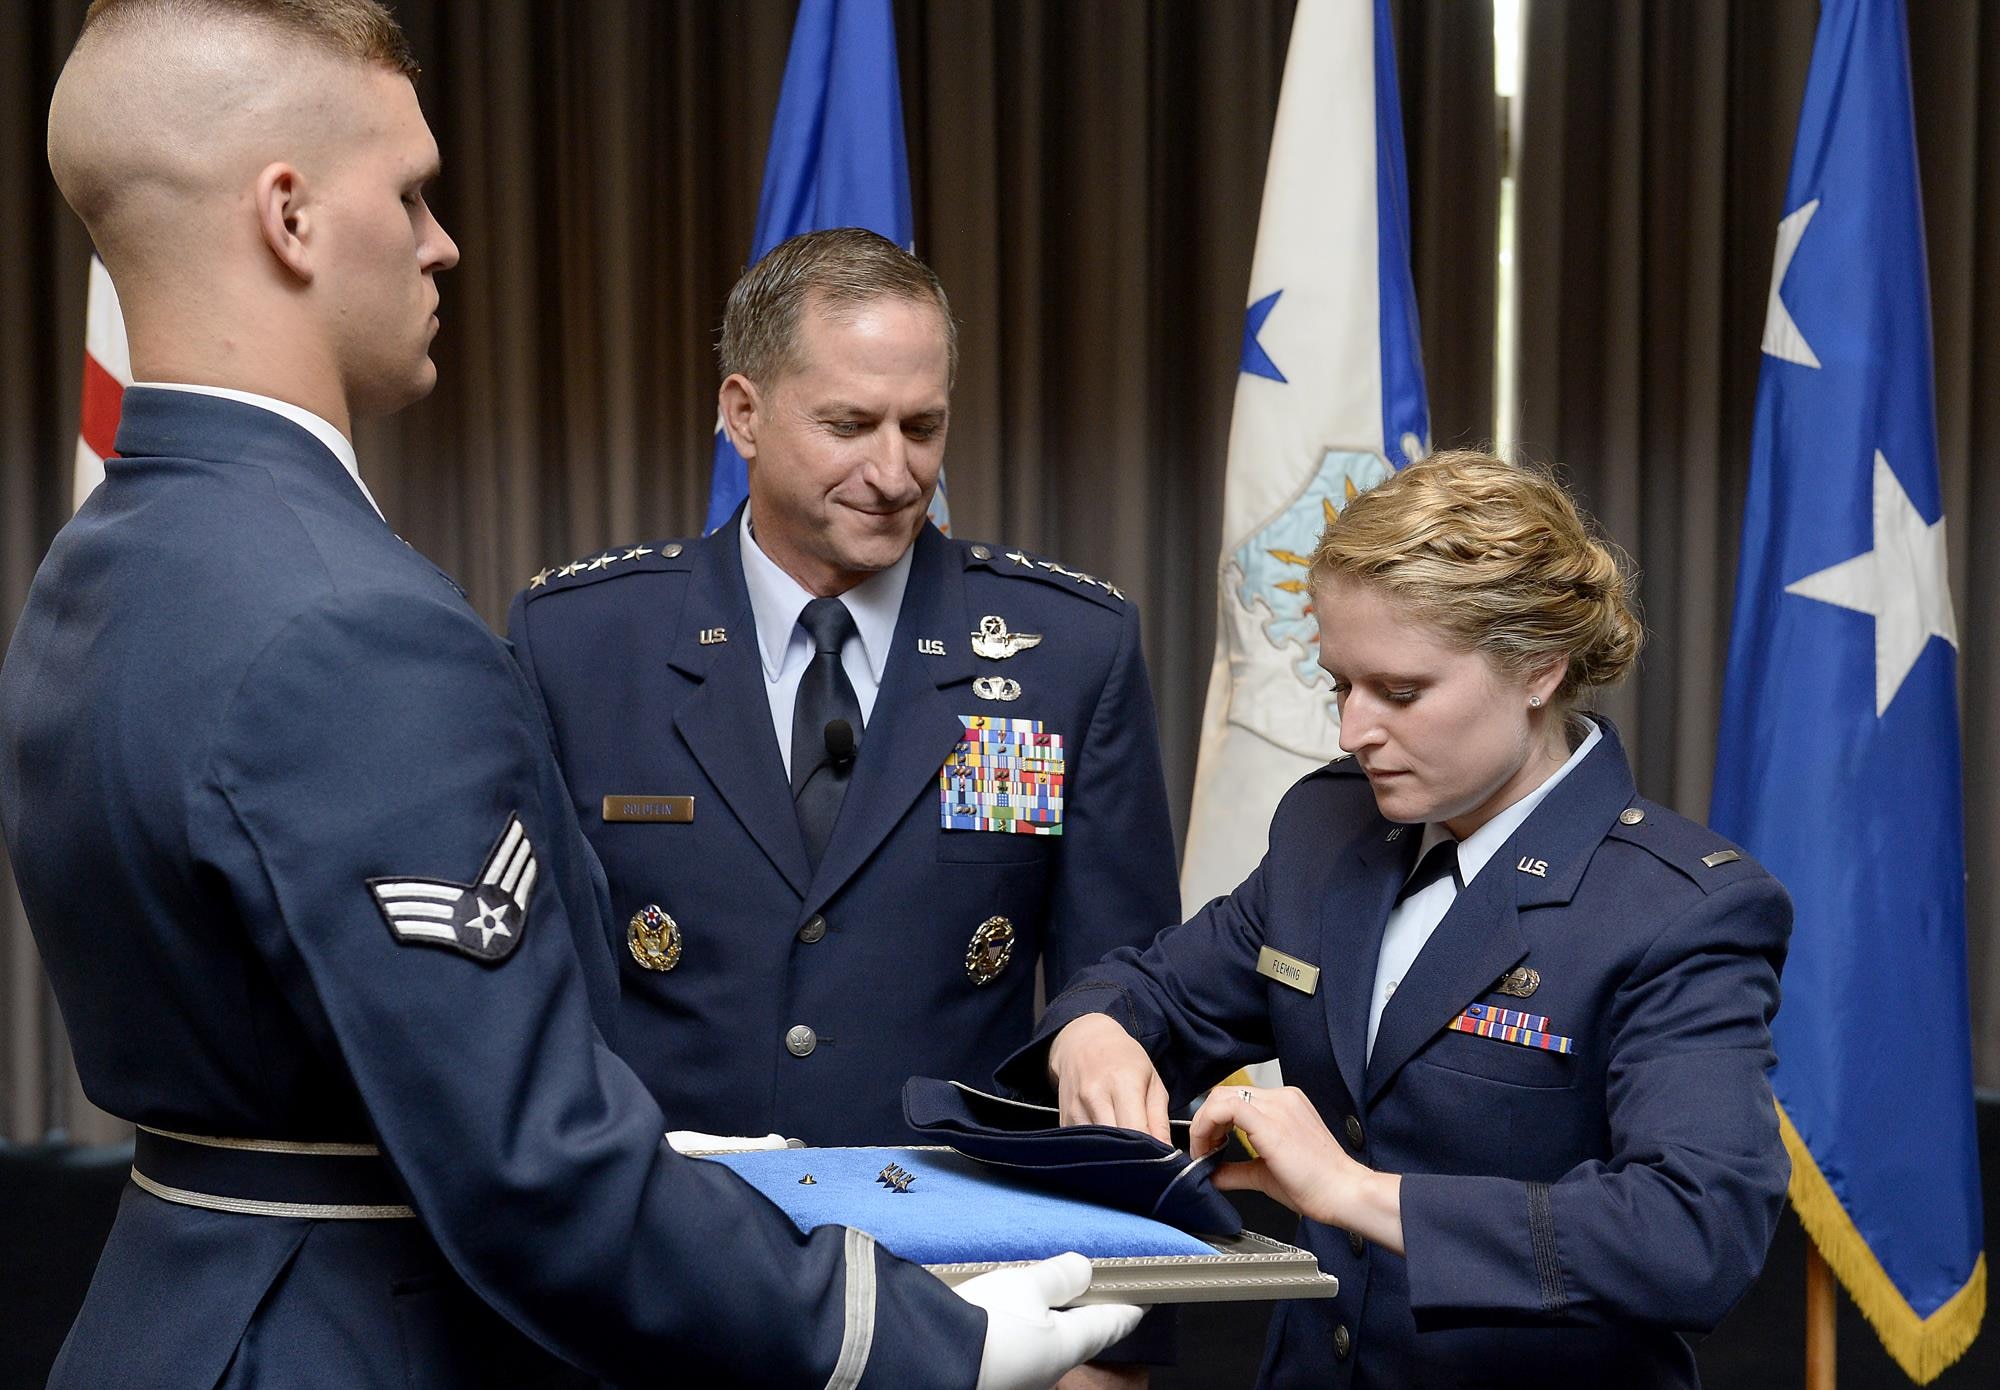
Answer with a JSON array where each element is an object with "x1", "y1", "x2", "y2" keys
[{"x1": 718, "y1": 227, "x2": 957, "y2": 388}]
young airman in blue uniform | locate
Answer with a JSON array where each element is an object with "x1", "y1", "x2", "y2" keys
[{"x1": 1, "y1": 8, "x2": 1136, "y2": 1385}]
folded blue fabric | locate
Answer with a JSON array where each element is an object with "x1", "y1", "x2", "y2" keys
[
  {"x1": 901, "y1": 1078, "x2": 1244, "y2": 1237},
  {"x1": 702, "y1": 1146, "x2": 1214, "y2": 1263}
]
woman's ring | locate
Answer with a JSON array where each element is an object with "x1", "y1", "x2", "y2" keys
[{"x1": 1238, "y1": 1088, "x2": 1255, "y2": 1104}]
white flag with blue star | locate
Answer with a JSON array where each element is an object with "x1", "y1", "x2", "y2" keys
[
  {"x1": 1712, "y1": 0, "x2": 1983, "y2": 1377},
  {"x1": 1180, "y1": 0, "x2": 1429, "y2": 915}
]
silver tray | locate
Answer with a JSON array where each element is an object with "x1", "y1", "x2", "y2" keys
[{"x1": 924, "y1": 1227, "x2": 1338, "y2": 1305}]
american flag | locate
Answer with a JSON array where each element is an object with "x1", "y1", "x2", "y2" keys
[{"x1": 73, "y1": 253, "x2": 130, "y2": 512}]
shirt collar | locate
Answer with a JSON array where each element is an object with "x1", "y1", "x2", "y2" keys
[
  {"x1": 133, "y1": 382, "x2": 382, "y2": 520},
  {"x1": 1418, "y1": 716, "x2": 1605, "y2": 883},
  {"x1": 738, "y1": 506, "x2": 914, "y2": 684}
]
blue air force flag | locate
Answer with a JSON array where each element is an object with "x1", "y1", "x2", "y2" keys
[
  {"x1": 1711, "y1": 0, "x2": 1984, "y2": 1378},
  {"x1": 1179, "y1": 0, "x2": 1430, "y2": 915},
  {"x1": 703, "y1": 0, "x2": 948, "y2": 535}
]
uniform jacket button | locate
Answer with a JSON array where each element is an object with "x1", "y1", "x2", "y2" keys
[
  {"x1": 785, "y1": 1024, "x2": 817, "y2": 1057},
  {"x1": 1333, "y1": 1323, "x2": 1352, "y2": 1359},
  {"x1": 797, "y1": 914, "x2": 827, "y2": 944},
  {"x1": 1343, "y1": 1114, "x2": 1365, "y2": 1149},
  {"x1": 1348, "y1": 1229, "x2": 1365, "y2": 1257}
]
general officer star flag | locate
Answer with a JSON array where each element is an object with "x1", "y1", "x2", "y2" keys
[
  {"x1": 1179, "y1": 0, "x2": 1430, "y2": 916},
  {"x1": 703, "y1": 0, "x2": 948, "y2": 536},
  {"x1": 1711, "y1": 0, "x2": 1984, "y2": 1378}
]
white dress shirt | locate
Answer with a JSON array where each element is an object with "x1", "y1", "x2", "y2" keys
[
  {"x1": 738, "y1": 506, "x2": 913, "y2": 779},
  {"x1": 1365, "y1": 717, "x2": 1604, "y2": 1060},
  {"x1": 134, "y1": 381, "x2": 383, "y2": 520}
]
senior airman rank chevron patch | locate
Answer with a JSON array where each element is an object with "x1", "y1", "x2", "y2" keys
[
  {"x1": 366, "y1": 813, "x2": 538, "y2": 964},
  {"x1": 1448, "y1": 1002, "x2": 1574, "y2": 1055},
  {"x1": 941, "y1": 716, "x2": 1065, "y2": 834}
]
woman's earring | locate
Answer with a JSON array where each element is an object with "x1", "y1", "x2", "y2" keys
[{"x1": 1528, "y1": 695, "x2": 1544, "y2": 709}]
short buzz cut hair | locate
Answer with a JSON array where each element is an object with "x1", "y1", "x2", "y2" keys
[
  {"x1": 718, "y1": 227, "x2": 958, "y2": 389},
  {"x1": 81, "y1": 0, "x2": 420, "y2": 77}
]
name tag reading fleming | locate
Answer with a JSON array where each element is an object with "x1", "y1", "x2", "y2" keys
[
  {"x1": 602, "y1": 795, "x2": 695, "y2": 824},
  {"x1": 1256, "y1": 946, "x2": 1320, "y2": 996}
]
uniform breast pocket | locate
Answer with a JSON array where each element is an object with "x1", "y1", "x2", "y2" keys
[
  {"x1": 937, "y1": 828, "x2": 1054, "y2": 864},
  {"x1": 1414, "y1": 1025, "x2": 1578, "y2": 1091}
]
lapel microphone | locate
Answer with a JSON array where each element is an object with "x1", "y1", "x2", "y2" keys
[{"x1": 823, "y1": 718, "x2": 858, "y2": 767}]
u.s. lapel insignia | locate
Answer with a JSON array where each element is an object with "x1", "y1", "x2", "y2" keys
[
  {"x1": 917, "y1": 637, "x2": 948, "y2": 656},
  {"x1": 1516, "y1": 856, "x2": 1549, "y2": 877},
  {"x1": 1496, "y1": 966, "x2": 1541, "y2": 999},
  {"x1": 966, "y1": 915, "x2": 1016, "y2": 985},
  {"x1": 367, "y1": 813, "x2": 538, "y2": 964},
  {"x1": 972, "y1": 615, "x2": 1044, "y2": 660},
  {"x1": 627, "y1": 903, "x2": 683, "y2": 972},
  {"x1": 973, "y1": 675, "x2": 1022, "y2": 702},
  {"x1": 698, "y1": 627, "x2": 727, "y2": 645}
]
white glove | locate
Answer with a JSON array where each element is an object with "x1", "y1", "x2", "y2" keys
[
  {"x1": 663, "y1": 1130, "x2": 792, "y2": 1153},
  {"x1": 954, "y1": 1252, "x2": 1146, "y2": 1390}
]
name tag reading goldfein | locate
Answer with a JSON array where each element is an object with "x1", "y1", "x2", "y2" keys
[
  {"x1": 1255, "y1": 946, "x2": 1320, "y2": 995},
  {"x1": 602, "y1": 795, "x2": 695, "y2": 824}
]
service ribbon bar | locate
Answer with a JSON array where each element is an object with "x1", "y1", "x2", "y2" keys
[{"x1": 1449, "y1": 1003, "x2": 1574, "y2": 1055}]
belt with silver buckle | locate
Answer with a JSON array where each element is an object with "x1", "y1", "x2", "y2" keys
[{"x1": 130, "y1": 1125, "x2": 416, "y2": 1220}]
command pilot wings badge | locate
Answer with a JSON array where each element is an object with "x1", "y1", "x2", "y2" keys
[
  {"x1": 971, "y1": 615, "x2": 1043, "y2": 660},
  {"x1": 366, "y1": 813, "x2": 538, "y2": 964}
]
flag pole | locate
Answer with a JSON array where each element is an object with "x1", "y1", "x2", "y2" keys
[{"x1": 1806, "y1": 1243, "x2": 1836, "y2": 1390}]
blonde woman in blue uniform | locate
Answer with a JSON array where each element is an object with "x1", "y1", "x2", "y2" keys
[{"x1": 1000, "y1": 452, "x2": 1792, "y2": 1389}]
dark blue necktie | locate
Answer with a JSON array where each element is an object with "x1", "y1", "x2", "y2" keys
[
  {"x1": 1396, "y1": 838, "x2": 1462, "y2": 903},
  {"x1": 791, "y1": 597, "x2": 863, "y2": 869}
]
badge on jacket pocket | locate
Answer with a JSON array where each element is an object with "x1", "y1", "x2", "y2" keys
[{"x1": 940, "y1": 716, "x2": 1064, "y2": 835}]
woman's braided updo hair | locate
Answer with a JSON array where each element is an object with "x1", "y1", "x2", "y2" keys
[{"x1": 1307, "y1": 451, "x2": 1642, "y2": 706}]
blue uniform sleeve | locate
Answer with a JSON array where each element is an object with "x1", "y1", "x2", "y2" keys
[
  {"x1": 196, "y1": 587, "x2": 983, "y2": 1388},
  {"x1": 1043, "y1": 599, "x2": 1181, "y2": 994},
  {"x1": 1000, "y1": 851, "x2": 1280, "y2": 1106},
  {"x1": 1399, "y1": 875, "x2": 1791, "y2": 1332}
]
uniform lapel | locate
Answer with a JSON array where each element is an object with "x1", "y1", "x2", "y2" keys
[
  {"x1": 667, "y1": 519, "x2": 813, "y2": 896},
  {"x1": 805, "y1": 526, "x2": 975, "y2": 912},
  {"x1": 1361, "y1": 721, "x2": 1639, "y2": 1104},
  {"x1": 1326, "y1": 814, "x2": 1421, "y2": 1108}
]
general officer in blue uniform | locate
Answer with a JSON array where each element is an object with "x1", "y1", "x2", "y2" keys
[
  {"x1": 0, "y1": 6, "x2": 1136, "y2": 1386},
  {"x1": 508, "y1": 229, "x2": 1179, "y2": 1150},
  {"x1": 1001, "y1": 452, "x2": 1794, "y2": 1389}
]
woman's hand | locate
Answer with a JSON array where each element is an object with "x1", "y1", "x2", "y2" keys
[
  {"x1": 1047, "y1": 1013, "x2": 1171, "y2": 1143},
  {"x1": 1190, "y1": 1084, "x2": 1405, "y2": 1255}
]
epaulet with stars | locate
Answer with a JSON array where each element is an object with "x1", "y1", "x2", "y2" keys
[
  {"x1": 1604, "y1": 798, "x2": 1769, "y2": 895},
  {"x1": 522, "y1": 539, "x2": 693, "y2": 599},
  {"x1": 959, "y1": 540, "x2": 1129, "y2": 610}
]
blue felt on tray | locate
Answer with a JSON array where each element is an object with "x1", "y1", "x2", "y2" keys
[{"x1": 703, "y1": 1147, "x2": 1215, "y2": 1264}]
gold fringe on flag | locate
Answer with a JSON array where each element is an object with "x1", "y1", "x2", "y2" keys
[{"x1": 1776, "y1": 1100, "x2": 1986, "y2": 1383}]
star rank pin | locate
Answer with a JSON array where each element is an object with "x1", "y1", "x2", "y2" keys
[{"x1": 367, "y1": 813, "x2": 538, "y2": 964}]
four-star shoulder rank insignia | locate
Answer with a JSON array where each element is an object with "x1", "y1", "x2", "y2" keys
[{"x1": 367, "y1": 813, "x2": 538, "y2": 964}]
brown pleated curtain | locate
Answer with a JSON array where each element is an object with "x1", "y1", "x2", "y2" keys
[
  {"x1": 0, "y1": 1, "x2": 1495, "y2": 1142},
  {"x1": 1514, "y1": 0, "x2": 2000, "y2": 1091}
]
